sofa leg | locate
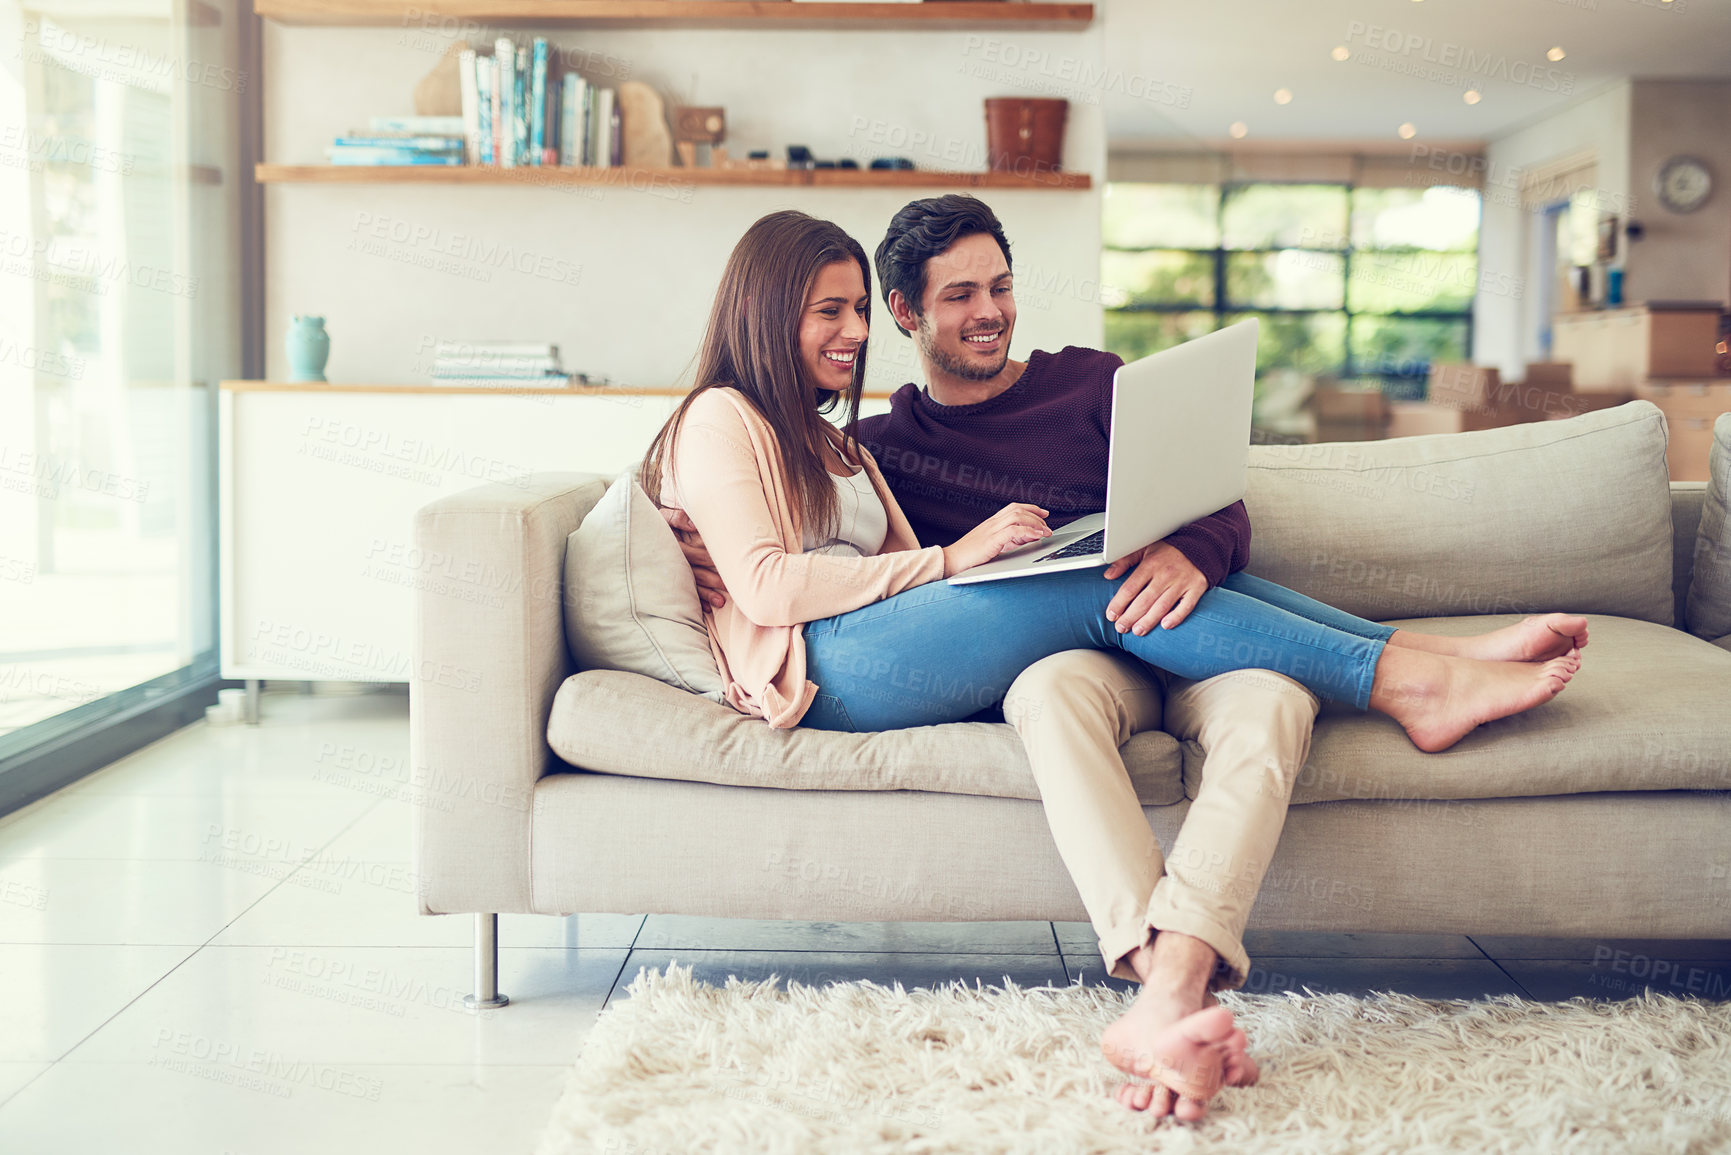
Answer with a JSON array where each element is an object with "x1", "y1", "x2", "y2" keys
[{"x1": 462, "y1": 913, "x2": 510, "y2": 1010}]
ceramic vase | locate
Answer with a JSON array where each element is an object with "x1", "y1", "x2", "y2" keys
[{"x1": 286, "y1": 315, "x2": 330, "y2": 382}]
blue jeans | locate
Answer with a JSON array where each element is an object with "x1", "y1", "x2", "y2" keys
[{"x1": 801, "y1": 569, "x2": 1397, "y2": 732}]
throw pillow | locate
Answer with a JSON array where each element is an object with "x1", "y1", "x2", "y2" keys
[
  {"x1": 563, "y1": 473, "x2": 725, "y2": 701},
  {"x1": 1244, "y1": 401, "x2": 1675, "y2": 625}
]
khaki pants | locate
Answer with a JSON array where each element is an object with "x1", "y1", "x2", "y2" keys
[{"x1": 1001, "y1": 650, "x2": 1320, "y2": 988}]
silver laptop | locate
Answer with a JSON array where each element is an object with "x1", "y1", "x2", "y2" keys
[{"x1": 947, "y1": 318, "x2": 1258, "y2": 585}]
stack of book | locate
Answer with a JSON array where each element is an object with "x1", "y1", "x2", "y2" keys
[
  {"x1": 430, "y1": 341, "x2": 571, "y2": 388},
  {"x1": 326, "y1": 116, "x2": 467, "y2": 166},
  {"x1": 457, "y1": 37, "x2": 622, "y2": 168}
]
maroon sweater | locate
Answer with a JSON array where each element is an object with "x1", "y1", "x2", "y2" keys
[{"x1": 853, "y1": 345, "x2": 1251, "y2": 588}]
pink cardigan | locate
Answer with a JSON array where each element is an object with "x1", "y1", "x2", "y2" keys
[{"x1": 662, "y1": 387, "x2": 947, "y2": 727}]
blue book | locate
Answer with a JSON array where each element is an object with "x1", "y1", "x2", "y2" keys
[
  {"x1": 529, "y1": 38, "x2": 548, "y2": 167},
  {"x1": 476, "y1": 60, "x2": 494, "y2": 164},
  {"x1": 367, "y1": 115, "x2": 464, "y2": 135},
  {"x1": 332, "y1": 135, "x2": 463, "y2": 150},
  {"x1": 494, "y1": 37, "x2": 515, "y2": 166},
  {"x1": 514, "y1": 44, "x2": 530, "y2": 169},
  {"x1": 327, "y1": 150, "x2": 464, "y2": 166}
]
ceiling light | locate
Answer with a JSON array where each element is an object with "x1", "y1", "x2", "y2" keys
[
  {"x1": 1229, "y1": 121, "x2": 1249, "y2": 139},
  {"x1": 1274, "y1": 88, "x2": 1293, "y2": 105},
  {"x1": 1398, "y1": 123, "x2": 1417, "y2": 140},
  {"x1": 1463, "y1": 89, "x2": 1482, "y2": 104},
  {"x1": 1331, "y1": 45, "x2": 1350, "y2": 61},
  {"x1": 1547, "y1": 46, "x2": 1566, "y2": 61}
]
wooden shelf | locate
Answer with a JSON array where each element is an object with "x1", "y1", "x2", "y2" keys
[
  {"x1": 255, "y1": 162, "x2": 1092, "y2": 190},
  {"x1": 221, "y1": 380, "x2": 899, "y2": 398},
  {"x1": 255, "y1": 0, "x2": 1093, "y2": 29},
  {"x1": 223, "y1": 380, "x2": 683, "y2": 396}
]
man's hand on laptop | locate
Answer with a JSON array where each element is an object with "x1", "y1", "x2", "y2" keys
[
  {"x1": 660, "y1": 508, "x2": 729, "y2": 610},
  {"x1": 1103, "y1": 541, "x2": 1207, "y2": 635},
  {"x1": 942, "y1": 504, "x2": 1051, "y2": 577}
]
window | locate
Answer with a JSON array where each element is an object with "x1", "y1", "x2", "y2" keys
[
  {"x1": 0, "y1": 2, "x2": 245, "y2": 811},
  {"x1": 1101, "y1": 182, "x2": 1481, "y2": 394}
]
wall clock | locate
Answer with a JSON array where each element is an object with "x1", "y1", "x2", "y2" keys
[{"x1": 1654, "y1": 155, "x2": 1713, "y2": 214}]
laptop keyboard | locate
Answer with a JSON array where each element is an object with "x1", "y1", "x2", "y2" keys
[{"x1": 1036, "y1": 529, "x2": 1105, "y2": 562}]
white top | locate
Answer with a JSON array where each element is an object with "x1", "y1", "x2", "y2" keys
[{"x1": 801, "y1": 466, "x2": 888, "y2": 558}]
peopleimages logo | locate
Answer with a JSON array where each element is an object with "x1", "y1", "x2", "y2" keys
[{"x1": 1345, "y1": 22, "x2": 1574, "y2": 94}]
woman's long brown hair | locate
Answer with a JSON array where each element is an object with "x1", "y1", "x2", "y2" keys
[{"x1": 641, "y1": 210, "x2": 870, "y2": 542}]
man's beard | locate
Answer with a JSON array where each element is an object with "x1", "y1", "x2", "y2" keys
[{"x1": 917, "y1": 319, "x2": 1008, "y2": 382}]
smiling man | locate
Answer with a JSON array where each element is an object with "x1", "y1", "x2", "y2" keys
[{"x1": 854, "y1": 195, "x2": 1321, "y2": 1121}]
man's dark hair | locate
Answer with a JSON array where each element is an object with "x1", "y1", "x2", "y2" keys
[{"x1": 874, "y1": 195, "x2": 1012, "y2": 337}]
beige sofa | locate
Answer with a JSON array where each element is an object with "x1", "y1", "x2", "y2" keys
[{"x1": 410, "y1": 401, "x2": 1731, "y2": 1005}]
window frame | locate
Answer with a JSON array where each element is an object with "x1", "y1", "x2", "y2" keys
[{"x1": 1103, "y1": 180, "x2": 1479, "y2": 382}]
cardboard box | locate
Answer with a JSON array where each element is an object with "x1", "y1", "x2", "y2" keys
[
  {"x1": 1663, "y1": 413, "x2": 1717, "y2": 482},
  {"x1": 1386, "y1": 402, "x2": 1457, "y2": 439},
  {"x1": 1388, "y1": 384, "x2": 1634, "y2": 440},
  {"x1": 1638, "y1": 380, "x2": 1731, "y2": 420},
  {"x1": 1311, "y1": 385, "x2": 1388, "y2": 441},
  {"x1": 1648, "y1": 309, "x2": 1725, "y2": 378},
  {"x1": 1313, "y1": 418, "x2": 1387, "y2": 443},
  {"x1": 1635, "y1": 380, "x2": 1730, "y2": 482},
  {"x1": 1483, "y1": 380, "x2": 1632, "y2": 423},
  {"x1": 1522, "y1": 362, "x2": 1573, "y2": 390},
  {"x1": 1377, "y1": 401, "x2": 1511, "y2": 436},
  {"x1": 1552, "y1": 306, "x2": 1724, "y2": 390},
  {"x1": 1384, "y1": 402, "x2": 1479, "y2": 438},
  {"x1": 1541, "y1": 391, "x2": 1635, "y2": 419},
  {"x1": 1313, "y1": 386, "x2": 1389, "y2": 421},
  {"x1": 1428, "y1": 363, "x2": 1498, "y2": 409}
]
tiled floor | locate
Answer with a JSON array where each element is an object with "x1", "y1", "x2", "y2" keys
[{"x1": 1, "y1": 689, "x2": 1726, "y2": 1154}]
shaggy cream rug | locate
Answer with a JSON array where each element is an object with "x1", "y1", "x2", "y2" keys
[{"x1": 536, "y1": 962, "x2": 1731, "y2": 1155}]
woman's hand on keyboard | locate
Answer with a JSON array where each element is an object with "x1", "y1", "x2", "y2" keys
[{"x1": 942, "y1": 504, "x2": 1051, "y2": 577}]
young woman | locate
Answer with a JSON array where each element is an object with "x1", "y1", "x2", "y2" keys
[{"x1": 643, "y1": 210, "x2": 1584, "y2": 754}]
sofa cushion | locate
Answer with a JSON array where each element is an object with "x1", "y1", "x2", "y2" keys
[
  {"x1": 1244, "y1": 402, "x2": 1675, "y2": 626},
  {"x1": 547, "y1": 668, "x2": 1184, "y2": 805},
  {"x1": 1207, "y1": 613, "x2": 1731, "y2": 806},
  {"x1": 1685, "y1": 413, "x2": 1731, "y2": 640},
  {"x1": 562, "y1": 474, "x2": 725, "y2": 702}
]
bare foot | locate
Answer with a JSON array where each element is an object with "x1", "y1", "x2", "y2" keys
[
  {"x1": 1102, "y1": 992, "x2": 1240, "y2": 1122},
  {"x1": 1203, "y1": 990, "x2": 1259, "y2": 1088},
  {"x1": 1437, "y1": 614, "x2": 1591, "y2": 663},
  {"x1": 1373, "y1": 647, "x2": 1581, "y2": 753},
  {"x1": 1109, "y1": 989, "x2": 1257, "y2": 1116}
]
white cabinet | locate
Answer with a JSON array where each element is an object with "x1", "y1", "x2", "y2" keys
[{"x1": 218, "y1": 382, "x2": 893, "y2": 682}]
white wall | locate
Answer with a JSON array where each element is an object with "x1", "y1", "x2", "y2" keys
[
  {"x1": 262, "y1": 23, "x2": 1105, "y2": 395},
  {"x1": 1475, "y1": 82, "x2": 1630, "y2": 380},
  {"x1": 1626, "y1": 80, "x2": 1731, "y2": 308}
]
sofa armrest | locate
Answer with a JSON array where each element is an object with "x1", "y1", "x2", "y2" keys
[{"x1": 411, "y1": 472, "x2": 610, "y2": 916}]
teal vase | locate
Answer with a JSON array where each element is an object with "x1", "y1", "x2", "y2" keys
[{"x1": 286, "y1": 315, "x2": 330, "y2": 382}]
